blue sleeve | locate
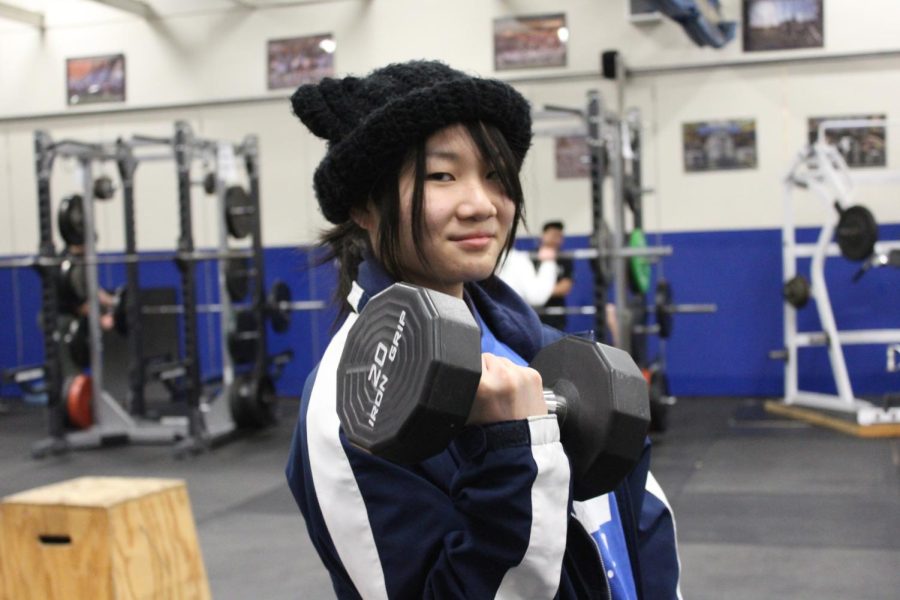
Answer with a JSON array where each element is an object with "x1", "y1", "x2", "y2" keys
[
  {"x1": 349, "y1": 417, "x2": 570, "y2": 599},
  {"x1": 286, "y1": 340, "x2": 571, "y2": 599},
  {"x1": 627, "y1": 443, "x2": 683, "y2": 599}
]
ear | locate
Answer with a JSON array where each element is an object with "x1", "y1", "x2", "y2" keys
[{"x1": 350, "y1": 201, "x2": 377, "y2": 232}]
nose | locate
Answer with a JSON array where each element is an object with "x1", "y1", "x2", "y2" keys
[{"x1": 457, "y1": 179, "x2": 499, "y2": 221}]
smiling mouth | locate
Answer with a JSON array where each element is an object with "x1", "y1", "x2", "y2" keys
[
  {"x1": 451, "y1": 233, "x2": 495, "y2": 250},
  {"x1": 450, "y1": 232, "x2": 495, "y2": 242}
]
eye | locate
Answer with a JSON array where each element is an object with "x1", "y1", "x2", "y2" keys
[{"x1": 426, "y1": 172, "x2": 455, "y2": 182}]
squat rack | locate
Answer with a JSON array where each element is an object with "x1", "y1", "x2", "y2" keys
[{"x1": 26, "y1": 123, "x2": 271, "y2": 457}]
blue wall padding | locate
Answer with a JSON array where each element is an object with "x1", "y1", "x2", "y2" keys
[{"x1": 2, "y1": 224, "x2": 898, "y2": 399}]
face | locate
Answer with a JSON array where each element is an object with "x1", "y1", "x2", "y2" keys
[
  {"x1": 358, "y1": 124, "x2": 516, "y2": 298},
  {"x1": 541, "y1": 227, "x2": 563, "y2": 250}
]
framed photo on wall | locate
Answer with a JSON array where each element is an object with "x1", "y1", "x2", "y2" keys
[
  {"x1": 683, "y1": 119, "x2": 758, "y2": 172},
  {"x1": 267, "y1": 33, "x2": 335, "y2": 90},
  {"x1": 66, "y1": 54, "x2": 125, "y2": 106},
  {"x1": 555, "y1": 136, "x2": 590, "y2": 178},
  {"x1": 494, "y1": 13, "x2": 567, "y2": 71},
  {"x1": 743, "y1": 0, "x2": 823, "y2": 52},
  {"x1": 808, "y1": 115, "x2": 886, "y2": 168}
]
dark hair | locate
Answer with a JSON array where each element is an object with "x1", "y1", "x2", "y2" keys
[
  {"x1": 319, "y1": 121, "x2": 526, "y2": 321},
  {"x1": 542, "y1": 220, "x2": 564, "y2": 233}
]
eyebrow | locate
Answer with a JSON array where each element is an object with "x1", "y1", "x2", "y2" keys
[{"x1": 425, "y1": 149, "x2": 461, "y2": 161}]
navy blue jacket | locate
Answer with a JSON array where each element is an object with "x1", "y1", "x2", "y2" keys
[{"x1": 287, "y1": 258, "x2": 682, "y2": 599}]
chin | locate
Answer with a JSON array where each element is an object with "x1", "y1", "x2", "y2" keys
[{"x1": 461, "y1": 265, "x2": 497, "y2": 283}]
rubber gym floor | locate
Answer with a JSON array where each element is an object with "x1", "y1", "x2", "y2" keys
[{"x1": 0, "y1": 396, "x2": 897, "y2": 600}]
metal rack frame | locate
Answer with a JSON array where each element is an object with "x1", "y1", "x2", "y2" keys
[{"x1": 781, "y1": 118, "x2": 900, "y2": 425}]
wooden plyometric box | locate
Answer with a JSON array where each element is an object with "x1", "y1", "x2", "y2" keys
[{"x1": 0, "y1": 477, "x2": 210, "y2": 600}]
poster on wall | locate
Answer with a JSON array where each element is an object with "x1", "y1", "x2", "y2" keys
[
  {"x1": 807, "y1": 115, "x2": 887, "y2": 168},
  {"x1": 555, "y1": 136, "x2": 590, "y2": 178},
  {"x1": 683, "y1": 119, "x2": 758, "y2": 172},
  {"x1": 66, "y1": 54, "x2": 125, "y2": 106},
  {"x1": 267, "y1": 33, "x2": 335, "y2": 90},
  {"x1": 743, "y1": 0, "x2": 823, "y2": 52},
  {"x1": 494, "y1": 13, "x2": 567, "y2": 70}
]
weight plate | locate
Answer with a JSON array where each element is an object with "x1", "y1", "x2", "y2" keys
[
  {"x1": 59, "y1": 258, "x2": 87, "y2": 313},
  {"x1": 225, "y1": 258, "x2": 251, "y2": 302},
  {"x1": 627, "y1": 229, "x2": 651, "y2": 295},
  {"x1": 64, "y1": 374, "x2": 93, "y2": 429},
  {"x1": 227, "y1": 310, "x2": 259, "y2": 364},
  {"x1": 655, "y1": 279, "x2": 674, "y2": 339},
  {"x1": 268, "y1": 280, "x2": 291, "y2": 333},
  {"x1": 93, "y1": 176, "x2": 115, "y2": 200},
  {"x1": 58, "y1": 194, "x2": 85, "y2": 246},
  {"x1": 225, "y1": 186, "x2": 254, "y2": 239},
  {"x1": 64, "y1": 317, "x2": 90, "y2": 369},
  {"x1": 782, "y1": 275, "x2": 810, "y2": 309},
  {"x1": 203, "y1": 172, "x2": 217, "y2": 195},
  {"x1": 836, "y1": 204, "x2": 878, "y2": 261}
]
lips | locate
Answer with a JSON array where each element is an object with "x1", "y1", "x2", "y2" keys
[
  {"x1": 449, "y1": 231, "x2": 495, "y2": 242},
  {"x1": 450, "y1": 231, "x2": 496, "y2": 251}
]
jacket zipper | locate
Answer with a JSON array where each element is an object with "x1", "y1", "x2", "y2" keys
[
  {"x1": 595, "y1": 541, "x2": 612, "y2": 600},
  {"x1": 573, "y1": 515, "x2": 612, "y2": 600}
]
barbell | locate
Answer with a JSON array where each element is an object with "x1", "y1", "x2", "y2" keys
[
  {"x1": 110, "y1": 280, "x2": 325, "y2": 336},
  {"x1": 536, "y1": 280, "x2": 716, "y2": 339}
]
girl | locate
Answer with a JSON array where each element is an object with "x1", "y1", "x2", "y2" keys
[{"x1": 286, "y1": 60, "x2": 680, "y2": 600}]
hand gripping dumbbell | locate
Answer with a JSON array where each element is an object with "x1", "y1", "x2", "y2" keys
[{"x1": 336, "y1": 283, "x2": 650, "y2": 501}]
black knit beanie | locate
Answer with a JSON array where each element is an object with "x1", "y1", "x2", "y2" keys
[{"x1": 290, "y1": 60, "x2": 533, "y2": 224}]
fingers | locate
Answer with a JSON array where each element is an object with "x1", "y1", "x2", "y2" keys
[
  {"x1": 537, "y1": 245, "x2": 557, "y2": 261},
  {"x1": 469, "y1": 353, "x2": 547, "y2": 425}
]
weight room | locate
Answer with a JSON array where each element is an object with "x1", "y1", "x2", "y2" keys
[{"x1": 0, "y1": 1, "x2": 897, "y2": 599}]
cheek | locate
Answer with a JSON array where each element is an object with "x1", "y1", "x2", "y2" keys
[
  {"x1": 498, "y1": 198, "x2": 516, "y2": 230},
  {"x1": 422, "y1": 201, "x2": 454, "y2": 234}
]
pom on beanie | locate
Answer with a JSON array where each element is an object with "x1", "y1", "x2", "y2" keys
[{"x1": 291, "y1": 60, "x2": 532, "y2": 224}]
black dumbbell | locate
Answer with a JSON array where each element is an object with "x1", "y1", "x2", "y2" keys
[{"x1": 336, "y1": 283, "x2": 650, "y2": 501}]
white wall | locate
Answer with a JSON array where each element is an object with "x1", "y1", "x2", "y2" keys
[{"x1": 1, "y1": 0, "x2": 900, "y2": 252}]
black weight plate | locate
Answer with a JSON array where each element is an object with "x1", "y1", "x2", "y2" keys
[
  {"x1": 58, "y1": 194, "x2": 85, "y2": 246},
  {"x1": 252, "y1": 374, "x2": 279, "y2": 427},
  {"x1": 590, "y1": 221, "x2": 614, "y2": 283},
  {"x1": 59, "y1": 258, "x2": 87, "y2": 311},
  {"x1": 836, "y1": 205, "x2": 878, "y2": 261},
  {"x1": 93, "y1": 176, "x2": 115, "y2": 200},
  {"x1": 336, "y1": 283, "x2": 481, "y2": 463},
  {"x1": 225, "y1": 186, "x2": 254, "y2": 239},
  {"x1": 225, "y1": 258, "x2": 250, "y2": 302},
  {"x1": 230, "y1": 375, "x2": 257, "y2": 429},
  {"x1": 64, "y1": 317, "x2": 90, "y2": 369},
  {"x1": 230, "y1": 374, "x2": 279, "y2": 429},
  {"x1": 782, "y1": 275, "x2": 810, "y2": 309},
  {"x1": 203, "y1": 172, "x2": 217, "y2": 195},
  {"x1": 530, "y1": 337, "x2": 649, "y2": 501},
  {"x1": 227, "y1": 310, "x2": 259, "y2": 364},
  {"x1": 112, "y1": 285, "x2": 129, "y2": 336},
  {"x1": 268, "y1": 280, "x2": 291, "y2": 333},
  {"x1": 655, "y1": 279, "x2": 673, "y2": 339}
]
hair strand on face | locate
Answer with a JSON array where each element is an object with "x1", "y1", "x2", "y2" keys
[{"x1": 319, "y1": 120, "x2": 527, "y2": 323}]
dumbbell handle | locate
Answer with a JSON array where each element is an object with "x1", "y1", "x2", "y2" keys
[{"x1": 542, "y1": 389, "x2": 569, "y2": 423}]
